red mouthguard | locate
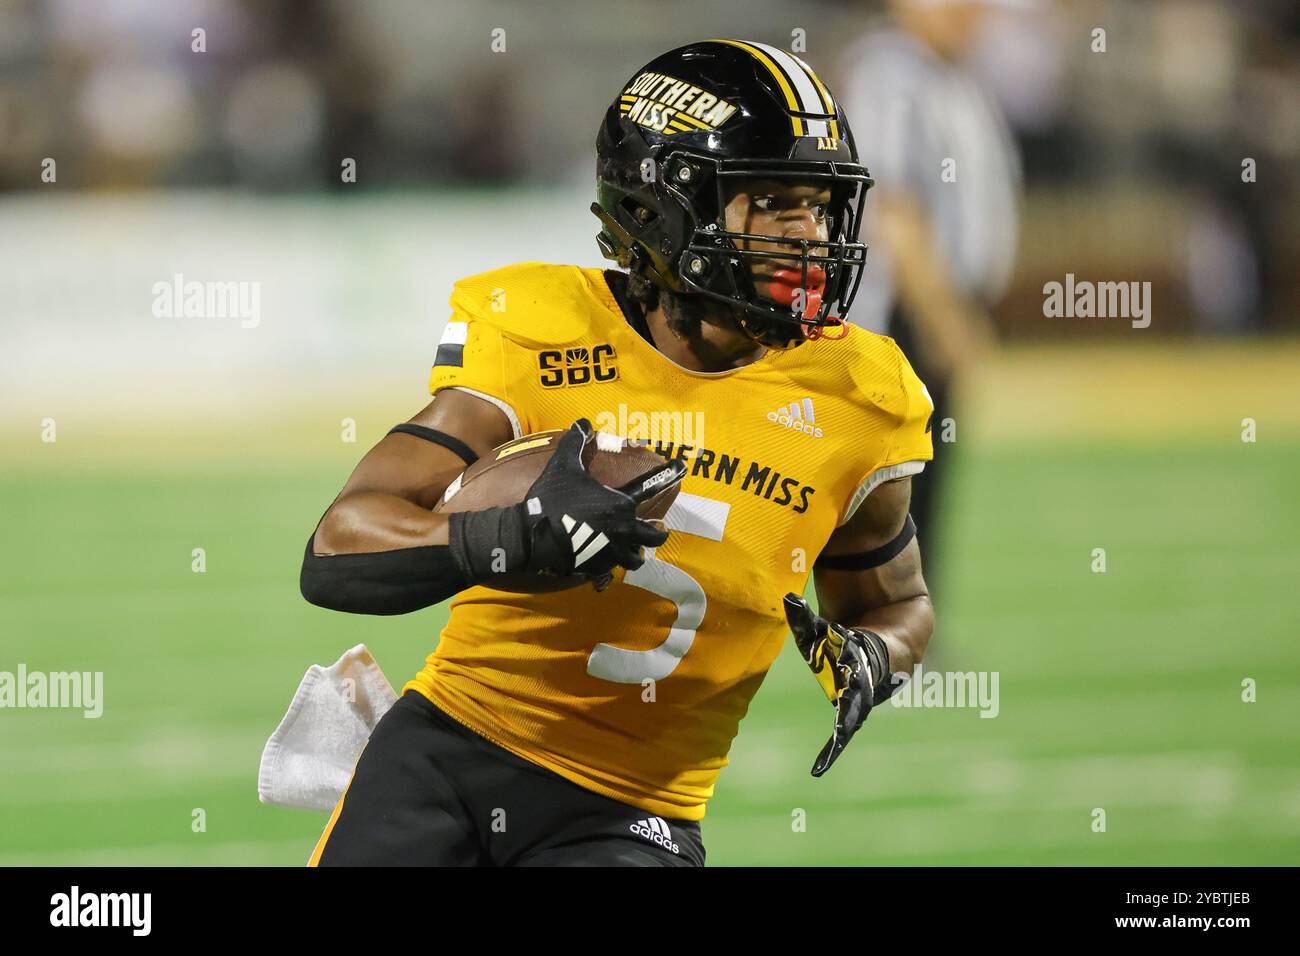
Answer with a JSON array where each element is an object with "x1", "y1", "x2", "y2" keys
[{"x1": 768, "y1": 267, "x2": 826, "y2": 319}]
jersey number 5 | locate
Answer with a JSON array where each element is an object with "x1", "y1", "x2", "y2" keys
[{"x1": 586, "y1": 492, "x2": 729, "y2": 684}]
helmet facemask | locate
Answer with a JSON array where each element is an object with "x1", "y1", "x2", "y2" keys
[{"x1": 664, "y1": 153, "x2": 872, "y2": 350}]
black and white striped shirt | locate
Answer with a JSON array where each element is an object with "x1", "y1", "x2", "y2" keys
[{"x1": 839, "y1": 26, "x2": 1021, "y2": 334}]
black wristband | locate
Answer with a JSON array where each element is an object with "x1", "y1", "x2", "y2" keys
[
  {"x1": 856, "y1": 628, "x2": 894, "y2": 706},
  {"x1": 447, "y1": 504, "x2": 531, "y2": 583}
]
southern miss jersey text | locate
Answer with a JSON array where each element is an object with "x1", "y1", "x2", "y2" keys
[{"x1": 406, "y1": 262, "x2": 932, "y2": 820}]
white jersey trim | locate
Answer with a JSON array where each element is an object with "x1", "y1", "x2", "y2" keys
[
  {"x1": 444, "y1": 385, "x2": 522, "y2": 440},
  {"x1": 838, "y1": 460, "x2": 927, "y2": 527}
]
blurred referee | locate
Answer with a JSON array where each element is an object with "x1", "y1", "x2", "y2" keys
[{"x1": 839, "y1": 0, "x2": 1024, "y2": 588}]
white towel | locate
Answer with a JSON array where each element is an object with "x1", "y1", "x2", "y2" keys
[{"x1": 257, "y1": 644, "x2": 398, "y2": 813}]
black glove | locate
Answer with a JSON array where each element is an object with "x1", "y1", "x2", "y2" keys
[
  {"x1": 450, "y1": 419, "x2": 685, "y2": 589},
  {"x1": 784, "y1": 593, "x2": 893, "y2": 777}
]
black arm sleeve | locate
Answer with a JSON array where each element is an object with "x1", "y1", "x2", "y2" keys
[{"x1": 299, "y1": 532, "x2": 471, "y2": 616}]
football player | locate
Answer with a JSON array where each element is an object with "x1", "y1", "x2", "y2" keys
[{"x1": 299, "y1": 39, "x2": 934, "y2": 867}]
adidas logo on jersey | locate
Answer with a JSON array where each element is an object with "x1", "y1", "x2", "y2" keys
[
  {"x1": 767, "y1": 397, "x2": 823, "y2": 438},
  {"x1": 629, "y1": 816, "x2": 680, "y2": 854},
  {"x1": 560, "y1": 513, "x2": 610, "y2": 568}
]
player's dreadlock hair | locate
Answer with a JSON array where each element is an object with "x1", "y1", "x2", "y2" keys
[
  {"x1": 625, "y1": 267, "x2": 670, "y2": 327},
  {"x1": 626, "y1": 265, "x2": 745, "y2": 343}
]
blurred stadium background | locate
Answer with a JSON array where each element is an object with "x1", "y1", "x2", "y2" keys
[{"x1": 1, "y1": 0, "x2": 1297, "y2": 865}]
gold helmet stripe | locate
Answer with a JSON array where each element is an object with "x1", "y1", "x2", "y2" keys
[
  {"x1": 709, "y1": 38, "x2": 806, "y2": 136},
  {"x1": 712, "y1": 39, "x2": 843, "y2": 140},
  {"x1": 791, "y1": 52, "x2": 841, "y2": 139}
]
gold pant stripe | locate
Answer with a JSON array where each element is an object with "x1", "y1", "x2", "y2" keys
[{"x1": 306, "y1": 769, "x2": 356, "y2": 867}]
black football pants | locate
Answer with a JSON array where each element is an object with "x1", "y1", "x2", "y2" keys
[{"x1": 309, "y1": 689, "x2": 705, "y2": 867}]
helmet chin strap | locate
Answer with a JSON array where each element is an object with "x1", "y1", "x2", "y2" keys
[
  {"x1": 807, "y1": 317, "x2": 848, "y2": 341},
  {"x1": 736, "y1": 277, "x2": 843, "y2": 350},
  {"x1": 735, "y1": 300, "x2": 850, "y2": 348},
  {"x1": 671, "y1": 249, "x2": 850, "y2": 350},
  {"x1": 735, "y1": 310, "x2": 805, "y2": 351}
]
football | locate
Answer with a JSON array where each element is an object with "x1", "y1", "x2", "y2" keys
[{"x1": 434, "y1": 429, "x2": 680, "y2": 591}]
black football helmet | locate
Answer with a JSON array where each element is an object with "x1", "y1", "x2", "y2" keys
[{"x1": 593, "y1": 39, "x2": 873, "y2": 350}]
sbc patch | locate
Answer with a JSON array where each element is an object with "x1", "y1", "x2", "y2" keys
[{"x1": 538, "y1": 344, "x2": 618, "y2": 387}]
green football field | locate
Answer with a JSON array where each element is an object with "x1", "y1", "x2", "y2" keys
[{"x1": 2, "y1": 345, "x2": 1298, "y2": 866}]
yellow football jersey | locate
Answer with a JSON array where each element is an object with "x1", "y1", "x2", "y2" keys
[{"x1": 405, "y1": 261, "x2": 933, "y2": 820}]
